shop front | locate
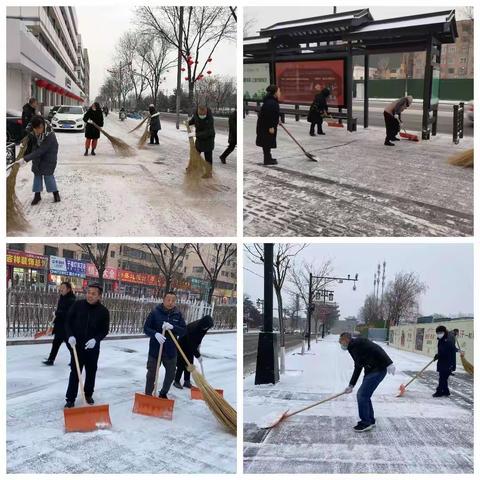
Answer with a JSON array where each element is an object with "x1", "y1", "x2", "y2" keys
[
  {"x1": 85, "y1": 264, "x2": 119, "y2": 293},
  {"x1": 48, "y1": 255, "x2": 88, "y2": 291},
  {"x1": 118, "y1": 270, "x2": 163, "y2": 297},
  {"x1": 7, "y1": 249, "x2": 48, "y2": 287}
]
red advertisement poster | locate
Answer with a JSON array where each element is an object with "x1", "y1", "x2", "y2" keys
[{"x1": 275, "y1": 59, "x2": 345, "y2": 106}]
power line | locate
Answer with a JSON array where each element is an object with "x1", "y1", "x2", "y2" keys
[{"x1": 244, "y1": 266, "x2": 264, "y2": 279}]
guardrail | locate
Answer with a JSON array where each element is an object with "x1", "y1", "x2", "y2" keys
[{"x1": 453, "y1": 102, "x2": 465, "y2": 144}]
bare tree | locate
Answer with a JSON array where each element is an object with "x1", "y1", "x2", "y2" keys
[
  {"x1": 194, "y1": 75, "x2": 236, "y2": 112},
  {"x1": 146, "y1": 244, "x2": 190, "y2": 295},
  {"x1": 191, "y1": 244, "x2": 237, "y2": 303},
  {"x1": 243, "y1": 15, "x2": 258, "y2": 37},
  {"x1": 358, "y1": 294, "x2": 382, "y2": 326},
  {"x1": 77, "y1": 244, "x2": 110, "y2": 287},
  {"x1": 136, "y1": 6, "x2": 236, "y2": 110}
]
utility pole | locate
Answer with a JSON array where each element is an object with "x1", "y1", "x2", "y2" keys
[{"x1": 175, "y1": 6, "x2": 184, "y2": 130}]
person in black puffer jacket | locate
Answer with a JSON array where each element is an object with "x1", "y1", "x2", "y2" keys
[
  {"x1": 339, "y1": 332, "x2": 395, "y2": 432},
  {"x1": 308, "y1": 87, "x2": 330, "y2": 136},
  {"x1": 148, "y1": 104, "x2": 161, "y2": 145},
  {"x1": 83, "y1": 102, "x2": 104, "y2": 156},
  {"x1": 173, "y1": 315, "x2": 214, "y2": 389},
  {"x1": 64, "y1": 283, "x2": 110, "y2": 408},
  {"x1": 188, "y1": 105, "x2": 216, "y2": 178},
  {"x1": 43, "y1": 281, "x2": 76, "y2": 365},
  {"x1": 432, "y1": 325, "x2": 457, "y2": 397},
  {"x1": 256, "y1": 85, "x2": 280, "y2": 165}
]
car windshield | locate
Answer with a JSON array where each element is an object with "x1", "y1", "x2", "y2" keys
[{"x1": 57, "y1": 106, "x2": 83, "y2": 114}]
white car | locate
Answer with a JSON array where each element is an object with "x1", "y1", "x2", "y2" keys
[{"x1": 51, "y1": 105, "x2": 85, "y2": 132}]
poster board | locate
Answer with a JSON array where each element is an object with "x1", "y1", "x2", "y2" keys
[{"x1": 244, "y1": 63, "x2": 271, "y2": 100}]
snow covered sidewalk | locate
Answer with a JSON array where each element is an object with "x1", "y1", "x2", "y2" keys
[
  {"x1": 244, "y1": 116, "x2": 473, "y2": 237},
  {"x1": 12, "y1": 114, "x2": 236, "y2": 236},
  {"x1": 243, "y1": 335, "x2": 473, "y2": 474},
  {"x1": 7, "y1": 334, "x2": 236, "y2": 474}
]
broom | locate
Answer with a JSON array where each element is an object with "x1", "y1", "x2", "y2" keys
[
  {"x1": 448, "y1": 149, "x2": 473, "y2": 168},
  {"x1": 7, "y1": 136, "x2": 30, "y2": 234},
  {"x1": 456, "y1": 339, "x2": 473, "y2": 375},
  {"x1": 128, "y1": 115, "x2": 149, "y2": 134},
  {"x1": 184, "y1": 121, "x2": 210, "y2": 178},
  {"x1": 166, "y1": 329, "x2": 236, "y2": 435},
  {"x1": 397, "y1": 359, "x2": 435, "y2": 397},
  {"x1": 138, "y1": 122, "x2": 151, "y2": 148},
  {"x1": 89, "y1": 120, "x2": 135, "y2": 157}
]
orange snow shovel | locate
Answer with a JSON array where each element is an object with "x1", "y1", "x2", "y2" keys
[
  {"x1": 191, "y1": 358, "x2": 224, "y2": 400},
  {"x1": 324, "y1": 115, "x2": 344, "y2": 128},
  {"x1": 34, "y1": 326, "x2": 53, "y2": 339},
  {"x1": 64, "y1": 344, "x2": 112, "y2": 432},
  {"x1": 397, "y1": 359, "x2": 435, "y2": 397},
  {"x1": 132, "y1": 328, "x2": 175, "y2": 420},
  {"x1": 262, "y1": 391, "x2": 346, "y2": 429},
  {"x1": 399, "y1": 127, "x2": 419, "y2": 142}
]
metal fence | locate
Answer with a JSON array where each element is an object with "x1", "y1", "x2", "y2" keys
[
  {"x1": 453, "y1": 102, "x2": 465, "y2": 144},
  {"x1": 6, "y1": 287, "x2": 236, "y2": 338}
]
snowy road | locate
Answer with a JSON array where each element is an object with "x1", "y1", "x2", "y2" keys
[
  {"x1": 243, "y1": 336, "x2": 473, "y2": 474},
  {"x1": 7, "y1": 334, "x2": 237, "y2": 474},
  {"x1": 243, "y1": 116, "x2": 473, "y2": 237},
  {"x1": 11, "y1": 114, "x2": 236, "y2": 236}
]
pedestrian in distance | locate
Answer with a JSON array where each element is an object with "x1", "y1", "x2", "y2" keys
[
  {"x1": 432, "y1": 325, "x2": 456, "y2": 397},
  {"x1": 219, "y1": 109, "x2": 237, "y2": 164},
  {"x1": 83, "y1": 102, "x2": 104, "y2": 156},
  {"x1": 42, "y1": 281, "x2": 76, "y2": 366},
  {"x1": 383, "y1": 95, "x2": 413, "y2": 146},
  {"x1": 148, "y1": 104, "x2": 161, "y2": 145},
  {"x1": 64, "y1": 283, "x2": 110, "y2": 408},
  {"x1": 102, "y1": 105, "x2": 109, "y2": 117},
  {"x1": 339, "y1": 332, "x2": 395, "y2": 432},
  {"x1": 173, "y1": 314, "x2": 214, "y2": 389},
  {"x1": 256, "y1": 84, "x2": 280, "y2": 165},
  {"x1": 308, "y1": 87, "x2": 330, "y2": 136},
  {"x1": 189, "y1": 104, "x2": 216, "y2": 178},
  {"x1": 143, "y1": 291, "x2": 187, "y2": 399},
  {"x1": 22, "y1": 97, "x2": 38, "y2": 133},
  {"x1": 19, "y1": 115, "x2": 60, "y2": 205}
]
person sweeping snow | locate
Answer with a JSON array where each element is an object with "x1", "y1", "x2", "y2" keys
[
  {"x1": 148, "y1": 104, "x2": 161, "y2": 145},
  {"x1": 83, "y1": 102, "x2": 104, "y2": 156},
  {"x1": 432, "y1": 325, "x2": 457, "y2": 397},
  {"x1": 383, "y1": 95, "x2": 413, "y2": 146},
  {"x1": 256, "y1": 85, "x2": 280, "y2": 165},
  {"x1": 188, "y1": 105, "x2": 216, "y2": 178},
  {"x1": 173, "y1": 314, "x2": 214, "y2": 389},
  {"x1": 143, "y1": 291, "x2": 187, "y2": 399},
  {"x1": 308, "y1": 87, "x2": 330, "y2": 136},
  {"x1": 339, "y1": 332, "x2": 395, "y2": 432}
]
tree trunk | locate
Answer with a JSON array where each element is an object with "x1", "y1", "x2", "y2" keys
[
  {"x1": 207, "y1": 285, "x2": 214, "y2": 304},
  {"x1": 274, "y1": 287, "x2": 285, "y2": 374},
  {"x1": 188, "y1": 82, "x2": 194, "y2": 113}
]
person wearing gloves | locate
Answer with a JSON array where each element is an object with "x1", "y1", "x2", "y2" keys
[
  {"x1": 148, "y1": 104, "x2": 161, "y2": 145},
  {"x1": 432, "y1": 325, "x2": 457, "y2": 397},
  {"x1": 42, "y1": 281, "x2": 76, "y2": 366},
  {"x1": 64, "y1": 283, "x2": 110, "y2": 408},
  {"x1": 173, "y1": 314, "x2": 214, "y2": 389},
  {"x1": 83, "y1": 102, "x2": 104, "y2": 156},
  {"x1": 339, "y1": 332, "x2": 395, "y2": 432},
  {"x1": 143, "y1": 291, "x2": 187, "y2": 399},
  {"x1": 188, "y1": 104, "x2": 216, "y2": 178},
  {"x1": 383, "y1": 95, "x2": 413, "y2": 146}
]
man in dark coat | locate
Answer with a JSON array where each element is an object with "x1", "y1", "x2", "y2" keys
[
  {"x1": 83, "y1": 102, "x2": 104, "y2": 156},
  {"x1": 148, "y1": 104, "x2": 161, "y2": 145},
  {"x1": 21, "y1": 115, "x2": 60, "y2": 205},
  {"x1": 256, "y1": 85, "x2": 280, "y2": 165},
  {"x1": 189, "y1": 105, "x2": 216, "y2": 178},
  {"x1": 340, "y1": 332, "x2": 395, "y2": 432},
  {"x1": 22, "y1": 97, "x2": 38, "y2": 133},
  {"x1": 308, "y1": 88, "x2": 330, "y2": 136},
  {"x1": 64, "y1": 283, "x2": 110, "y2": 408},
  {"x1": 143, "y1": 291, "x2": 187, "y2": 399},
  {"x1": 433, "y1": 325, "x2": 457, "y2": 397},
  {"x1": 173, "y1": 315, "x2": 214, "y2": 389},
  {"x1": 42, "y1": 282, "x2": 76, "y2": 365},
  {"x1": 219, "y1": 109, "x2": 237, "y2": 164}
]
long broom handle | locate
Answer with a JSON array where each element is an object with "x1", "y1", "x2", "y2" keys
[
  {"x1": 153, "y1": 328, "x2": 166, "y2": 393},
  {"x1": 278, "y1": 123, "x2": 308, "y2": 154},
  {"x1": 72, "y1": 344, "x2": 88, "y2": 405},
  {"x1": 403, "y1": 359, "x2": 435, "y2": 388},
  {"x1": 284, "y1": 391, "x2": 346, "y2": 419},
  {"x1": 167, "y1": 329, "x2": 193, "y2": 367}
]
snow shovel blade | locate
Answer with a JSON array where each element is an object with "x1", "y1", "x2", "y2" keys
[
  {"x1": 261, "y1": 410, "x2": 290, "y2": 429},
  {"x1": 64, "y1": 404, "x2": 112, "y2": 432},
  {"x1": 399, "y1": 132, "x2": 419, "y2": 142},
  {"x1": 191, "y1": 385, "x2": 224, "y2": 400},
  {"x1": 132, "y1": 392, "x2": 174, "y2": 420},
  {"x1": 396, "y1": 384, "x2": 407, "y2": 397},
  {"x1": 327, "y1": 121, "x2": 344, "y2": 128}
]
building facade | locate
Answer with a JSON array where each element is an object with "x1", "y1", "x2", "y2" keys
[{"x1": 6, "y1": 6, "x2": 89, "y2": 113}]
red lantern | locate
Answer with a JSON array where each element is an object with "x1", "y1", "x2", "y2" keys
[
  {"x1": 184, "y1": 77, "x2": 189, "y2": 81},
  {"x1": 181, "y1": 68, "x2": 185, "y2": 71},
  {"x1": 207, "y1": 70, "x2": 212, "y2": 75},
  {"x1": 207, "y1": 58, "x2": 212, "y2": 62}
]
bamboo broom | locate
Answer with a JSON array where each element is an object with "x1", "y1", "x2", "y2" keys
[
  {"x1": 166, "y1": 329, "x2": 236, "y2": 435},
  {"x1": 138, "y1": 122, "x2": 150, "y2": 148},
  {"x1": 456, "y1": 339, "x2": 473, "y2": 375},
  {"x1": 128, "y1": 115, "x2": 149, "y2": 134},
  {"x1": 448, "y1": 149, "x2": 473, "y2": 168},
  {"x1": 184, "y1": 121, "x2": 210, "y2": 178},
  {"x1": 89, "y1": 120, "x2": 135, "y2": 157},
  {"x1": 7, "y1": 137, "x2": 30, "y2": 234}
]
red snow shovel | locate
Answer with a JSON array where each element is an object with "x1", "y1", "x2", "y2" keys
[
  {"x1": 324, "y1": 115, "x2": 344, "y2": 128},
  {"x1": 262, "y1": 391, "x2": 346, "y2": 429},
  {"x1": 64, "y1": 344, "x2": 112, "y2": 432},
  {"x1": 191, "y1": 359, "x2": 224, "y2": 400},
  {"x1": 397, "y1": 359, "x2": 435, "y2": 397},
  {"x1": 34, "y1": 326, "x2": 53, "y2": 339},
  {"x1": 399, "y1": 128, "x2": 419, "y2": 142},
  {"x1": 132, "y1": 328, "x2": 175, "y2": 420}
]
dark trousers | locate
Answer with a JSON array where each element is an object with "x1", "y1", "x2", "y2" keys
[
  {"x1": 384, "y1": 111, "x2": 400, "y2": 141},
  {"x1": 149, "y1": 131, "x2": 159, "y2": 144},
  {"x1": 202, "y1": 150, "x2": 213, "y2": 164},
  {"x1": 262, "y1": 146, "x2": 273, "y2": 163},
  {"x1": 47, "y1": 332, "x2": 71, "y2": 362},
  {"x1": 220, "y1": 142, "x2": 236, "y2": 160},
  {"x1": 356, "y1": 369, "x2": 387, "y2": 425},
  {"x1": 65, "y1": 347, "x2": 100, "y2": 402},
  {"x1": 145, "y1": 352, "x2": 177, "y2": 396},
  {"x1": 175, "y1": 350, "x2": 194, "y2": 384},
  {"x1": 309, "y1": 119, "x2": 324, "y2": 135},
  {"x1": 436, "y1": 370, "x2": 451, "y2": 395}
]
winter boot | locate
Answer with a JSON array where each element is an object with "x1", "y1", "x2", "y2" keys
[
  {"x1": 183, "y1": 381, "x2": 192, "y2": 389},
  {"x1": 31, "y1": 192, "x2": 41, "y2": 205},
  {"x1": 309, "y1": 132, "x2": 316, "y2": 137},
  {"x1": 53, "y1": 191, "x2": 61, "y2": 203},
  {"x1": 64, "y1": 400, "x2": 75, "y2": 408},
  {"x1": 384, "y1": 139, "x2": 395, "y2": 146},
  {"x1": 85, "y1": 396, "x2": 95, "y2": 405},
  {"x1": 264, "y1": 159, "x2": 278, "y2": 166},
  {"x1": 353, "y1": 422, "x2": 373, "y2": 432},
  {"x1": 173, "y1": 381, "x2": 183, "y2": 389},
  {"x1": 91, "y1": 149, "x2": 96, "y2": 156},
  {"x1": 84, "y1": 149, "x2": 89, "y2": 156},
  {"x1": 159, "y1": 392, "x2": 169, "y2": 399},
  {"x1": 202, "y1": 163, "x2": 213, "y2": 179},
  {"x1": 392, "y1": 137, "x2": 401, "y2": 141},
  {"x1": 219, "y1": 155, "x2": 226, "y2": 164},
  {"x1": 42, "y1": 359, "x2": 54, "y2": 366},
  {"x1": 318, "y1": 127, "x2": 325, "y2": 135}
]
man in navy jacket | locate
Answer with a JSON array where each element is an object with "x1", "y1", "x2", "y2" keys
[{"x1": 143, "y1": 291, "x2": 187, "y2": 399}]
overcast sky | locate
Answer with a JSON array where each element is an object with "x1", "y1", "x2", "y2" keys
[
  {"x1": 244, "y1": 243, "x2": 473, "y2": 319},
  {"x1": 244, "y1": 6, "x2": 471, "y2": 36},
  {"x1": 76, "y1": 6, "x2": 236, "y2": 100}
]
